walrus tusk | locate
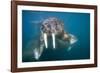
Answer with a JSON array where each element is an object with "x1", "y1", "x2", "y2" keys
[
  {"x1": 52, "y1": 33, "x2": 56, "y2": 49},
  {"x1": 43, "y1": 33, "x2": 48, "y2": 48}
]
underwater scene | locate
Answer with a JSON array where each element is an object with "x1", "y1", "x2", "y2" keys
[{"x1": 22, "y1": 10, "x2": 90, "y2": 62}]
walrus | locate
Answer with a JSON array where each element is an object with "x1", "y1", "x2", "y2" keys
[{"x1": 32, "y1": 17, "x2": 77, "y2": 60}]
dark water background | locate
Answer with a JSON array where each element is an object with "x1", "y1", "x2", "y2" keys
[{"x1": 22, "y1": 10, "x2": 90, "y2": 62}]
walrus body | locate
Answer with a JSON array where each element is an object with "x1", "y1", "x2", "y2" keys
[{"x1": 31, "y1": 17, "x2": 77, "y2": 60}]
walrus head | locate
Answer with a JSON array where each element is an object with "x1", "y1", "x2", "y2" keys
[{"x1": 41, "y1": 17, "x2": 65, "y2": 48}]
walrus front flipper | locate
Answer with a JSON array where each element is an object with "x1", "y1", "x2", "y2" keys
[
  {"x1": 69, "y1": 34, "x2": 77, "y2": 45},
  {"x1": 33, "y1": 44, "x2": 44, "y2": 60},
  {"x1": 67, "y1": 34, "x2": 78, "y2": 51}
]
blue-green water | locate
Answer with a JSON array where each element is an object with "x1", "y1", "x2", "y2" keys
[{"x1": 22, "y1": 10, "x2": 90, "y2": 62}]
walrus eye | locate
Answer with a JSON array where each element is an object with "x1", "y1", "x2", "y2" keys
[
  {"x1": 43, "y1": 33, "x2": 48, "y2": 48},
  {"x1": 52, "y1": 33, "x2": 56, "y2": 49}
]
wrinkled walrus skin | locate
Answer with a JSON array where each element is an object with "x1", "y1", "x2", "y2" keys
[{"x1": 32, "y1": 17, "x2": 77, "y2": 60}]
